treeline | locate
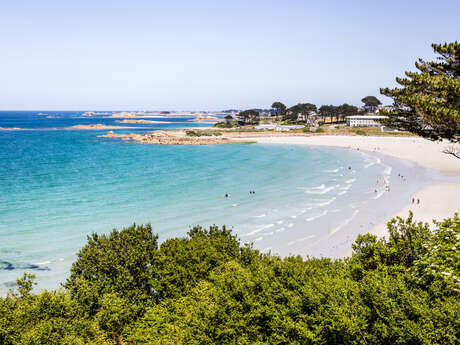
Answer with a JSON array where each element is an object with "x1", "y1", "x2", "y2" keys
[
  {"x1": 236, "y1": 96, "x2": 381, "y2": 125},
  {"x1": 0, "y1": 213, "x2": 458, "y2": 344},
  {"x1": 271, "y1": 102, "x2": 361, "y2": 124}
]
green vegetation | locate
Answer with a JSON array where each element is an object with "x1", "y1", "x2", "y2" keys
[
  {"x1": 353, "y1": 129, "x2": 367, "y2": 136},
  {"x1": 271, "y1": 101, "x2": 286, "y2": 117},
  {"x1": 213, "y1": 122, "x2": 234, "y2": 128},
  {"x1": 0, "y1": 213, "x2": 458, "y2": 344},
  {"x1": 238, "y1": 109, "x2": 260, "y2": 125},
  {"x1": 284, "y1": 103, "x2": 317, "y2": 123},
  {"x1": 318, "y1": 104, "x2": 359, "y2": 123},
  {"x1": 381, "y1": 42, "x2": 460, "y2": 143},
  {"x1": 361, "y1": 96, "x2": 382, "y2": 113},
  {"x1": 293, "y1": 124, "x2": 415, "y2": 137},
  {"x1": 186, "y1": 130, "x2": 222, "y2": 136}
]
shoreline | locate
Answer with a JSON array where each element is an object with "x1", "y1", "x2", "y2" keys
[
  {"x1": 233, "y1": 135, "x2": 460, "y2": 174},
  {"x1": 234, "y1": 135, "x2": 460, "y2": 253},
  {"x1": 370, "y1": 182, "x2": 460, "y2": 238}
]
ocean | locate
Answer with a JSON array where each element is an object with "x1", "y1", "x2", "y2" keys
[{"x1": 0, "y1": 111, "x2": 440, "y2": 293}]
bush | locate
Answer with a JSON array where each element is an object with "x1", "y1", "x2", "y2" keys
[
  {"x1": 1, "y1": 215, "x2": 459, "y2": 344},
  {"x1": 354, "y1": 129, "x2": 367, "y2": 135},
  {"x1": 213, "y1": 122, "x2": 233, "y2": 128},
  {"x1": 315, "y1": 127, "x2": 325, "y2": 133},
  {"x1": 186, "y1": 130, "x2": 222, "y2": 136}
]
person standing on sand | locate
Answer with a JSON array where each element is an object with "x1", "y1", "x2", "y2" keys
[{"x1": 417, "y1": 198, "x2": 420, "y2": 204}]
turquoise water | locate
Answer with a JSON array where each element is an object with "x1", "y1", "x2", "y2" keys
[{"x1": 0, "y1": 111, "x2": 438, "y2": 292}]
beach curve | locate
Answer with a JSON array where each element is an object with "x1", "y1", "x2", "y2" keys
[{"x1": 234, "y1": 135, "x2": 460, "y2": 251}]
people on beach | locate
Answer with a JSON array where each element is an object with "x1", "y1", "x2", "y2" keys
[
  {"x1": 412, "y1": 197, "x2": 415, "y2": 204},
  {"x1": 417, "y1": 198, "x2": 420, "y2": 204}
]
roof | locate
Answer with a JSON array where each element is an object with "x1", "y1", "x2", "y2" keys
[{"x1": 346, "y1": 115, "x2": 387, "y2": 119}]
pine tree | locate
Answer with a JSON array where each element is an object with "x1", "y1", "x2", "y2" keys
[{"x1": 380, "y1": 42, "x2": 460, "y2": 143}]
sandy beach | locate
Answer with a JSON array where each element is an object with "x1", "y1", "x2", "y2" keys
[
  {"x1": 371, "y1": 182, "x2": 460, "y2": 237},
  {"x1": 236, "y1": 135, "x2": 460, "y2": 248},
  {"x1": 241, "y1": 135, "x2": 460, "y2": 174}
]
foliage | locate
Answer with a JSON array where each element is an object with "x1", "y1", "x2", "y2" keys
[
  {"x1": 284, "y1": 103, "x2": 317, "y2": 123},
  {"x1": 319, "y1": 104, "x2": 358, "y2": 123},
  {"x1": 238, "y1": 109, "x2": 260, "y2": 125},
  {"x1": 213, "y1": 122, "x2": 234, "y2": 128},
  {"x1": 186, "y1": 130, "x2": 222, "y2": 136},
  {"x1": 315, "y1": 127, "x2": 325, "y2": 133},
  {"x1": 353, "y1": 129, "x2": 367, "y2": 136},
  {"x1": 271, "y1": 101, "x2": 286, "y2": 116},
  {"x1": 1, "y1": 214, "x2": 459, "y2": 344},
  {"x1": 361, "y1": 96, "x2": 382, "y2": 113},
  {"x1": 411, "y1": 215, "x2": 460, "y2": 296},
  {"x1": 380, "y1": 42, "x2": 460, "y2": 143}
]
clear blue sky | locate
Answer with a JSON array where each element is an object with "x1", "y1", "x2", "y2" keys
[{"x1": 1, "y1": 0, "x2": 459, "y2": 110}]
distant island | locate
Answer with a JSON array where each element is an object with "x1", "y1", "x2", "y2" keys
[{"x1": 70, "y1": 124, "x2": 140, "y2": 130}]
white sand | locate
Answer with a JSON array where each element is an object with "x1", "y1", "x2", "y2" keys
[
  {"x1": 239, "y1": 135, "x2": 460, "y2": 173},
  {"x1": 236, "y1": 135, "x2": 460, "y2": 242},
  {"x1": 371, "y1": 182, "x2": 460, "y2": 238}
]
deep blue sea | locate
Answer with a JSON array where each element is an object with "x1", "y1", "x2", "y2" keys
[{"x1": 0, "y1": 111, "x2": 439, "y2": 292}]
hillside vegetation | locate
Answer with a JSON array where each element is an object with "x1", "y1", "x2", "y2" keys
[{"x1": 0, "y1": 213, "x2": 458, "y2": 344}]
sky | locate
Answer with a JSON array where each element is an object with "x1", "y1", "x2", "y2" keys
[{"x1": 1, "y1": 0, "x2": 459, "y2": 110}]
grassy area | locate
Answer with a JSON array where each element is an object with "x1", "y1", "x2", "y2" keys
[
  {"x1": 185, "y1": 130, "x2": 222, "y2": 137},
  {"x1": 316, "y1": 124, "x2": 416, "y2": 136},
  {"x1": 211, "y1": 122, "x2": 416, "y2": 137}
]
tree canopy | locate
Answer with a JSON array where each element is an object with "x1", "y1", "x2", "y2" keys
[
  {"x1": 361, "y1": 96, "x2": 382, "y2": 113},
  {"x1": 0, "y1": 213, "x2": 458, "y2": 344},
  {"x1": 285, "y1": 103, "x2": 317, "y2": 123},
  {"x1": 319, "y1": 104, "x2": 358, "y2": 123},
  {"x1": 238, "y1": 109, "x2": 260, "y2": 125},
  {"x1": 380, "y1": 42, "x2": 460, "y2": 143},
  {"x1": 271, "y1": 102, "x2": 286, "y2": 116}
]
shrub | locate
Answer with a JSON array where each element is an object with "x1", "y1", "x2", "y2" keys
[
  {"x1": 354, "y1": 129, "x2": 367, "y2": 135},
  {"x1": 213, "y1": 122, "x2": 233, "y2": 128},
  {"x1": 186, "y1": 130, "x2": 222, "y2": 136}
]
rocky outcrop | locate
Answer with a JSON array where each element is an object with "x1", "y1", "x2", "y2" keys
[
  {"x1": 189, "y1": 115, "x2": 221, "y2": 122},
  {"x1": 99, "y1": 130, "x2": 229, "y2": 145}
]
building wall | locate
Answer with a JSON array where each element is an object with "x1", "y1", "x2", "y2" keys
[{"x1": 346, "y1": 117, "x2": 385, "y2": 127}]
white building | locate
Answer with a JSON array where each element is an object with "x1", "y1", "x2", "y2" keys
[{"x1": 346, "y1": 115, "x2": 387, "y2": 127}]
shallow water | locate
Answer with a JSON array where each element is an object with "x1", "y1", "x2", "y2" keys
[{"x1": 0, "y1": 111, "x2": 441, "y2": 292}]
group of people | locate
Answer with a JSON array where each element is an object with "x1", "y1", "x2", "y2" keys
[
  {"x1": 411, "y1": 197, "x2": 420, "y2": 205},
  {"x1": 397, "y1": 173, "x2": 407, "y2": 182},
  {"x1": 374, "y1": 176, "x2": 390, "y2": 193}
]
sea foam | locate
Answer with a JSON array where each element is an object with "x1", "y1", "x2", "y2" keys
[{"x1": 305, "y1": 210, "x2": 328, "y2": 222}]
